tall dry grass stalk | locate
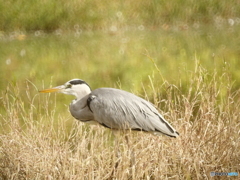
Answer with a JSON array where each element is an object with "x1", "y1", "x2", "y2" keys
[{"x1": 0, "y1": 64, "x2": 239, "y2": 179}]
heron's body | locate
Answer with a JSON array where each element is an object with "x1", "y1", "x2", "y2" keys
[{"x1": 40, "y1": 79, "x2": 179, "y2": 138}]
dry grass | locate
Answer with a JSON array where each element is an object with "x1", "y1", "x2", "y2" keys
[{"x1": 0, "y1": 64, "x2": 239, "y2": 180}]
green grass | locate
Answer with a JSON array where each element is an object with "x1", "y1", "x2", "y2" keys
[
  {"x1": 0, "y1": 0, "x2": 240, "y2": 179},
  {"x1": 1, "y1": 26, "x2": 240, "y2": 97},
  {"x1": 1, "y1": 0, "x2": 240, "y2": 31}
]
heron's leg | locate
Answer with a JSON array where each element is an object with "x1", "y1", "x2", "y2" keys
[
  {"x1": 109, "y1": 130, "x2": 137, "y2": 179},
  {"x1": 108, "y1": 130, "x2": 121, "y2": 179},
  {"x1": 123, "y1": 131, "x2": 136, "y2": 178}
]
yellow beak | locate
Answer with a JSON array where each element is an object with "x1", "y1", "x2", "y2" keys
[{"x1": 39, "y1": 86, "x2": 63, "y2": 93}]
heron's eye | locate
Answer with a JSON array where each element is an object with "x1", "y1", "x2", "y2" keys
[{"x1": 66, "y1": 84, "x2": 72, "y2": 88}]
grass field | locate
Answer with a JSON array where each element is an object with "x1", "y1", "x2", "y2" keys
[{"x1": 0, "y1": 0, "x2": 240, "y2": 179}]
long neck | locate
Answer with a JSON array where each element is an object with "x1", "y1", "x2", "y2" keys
[{"x1": 74, "y1": 84, "x2": 91, "y2": 100}]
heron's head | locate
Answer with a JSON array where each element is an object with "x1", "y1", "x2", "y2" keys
[{"x1": 40, "y1": 79, "x2": 91, "y2": 99}]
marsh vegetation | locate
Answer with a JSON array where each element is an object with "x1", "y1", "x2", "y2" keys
[{"x1": 0, "y1": 0, "x2": 240, "y2": 179}]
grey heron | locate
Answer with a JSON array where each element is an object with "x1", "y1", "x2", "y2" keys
[{"x1": 40, "y1": 79, "x2": 179, "y2": 137}]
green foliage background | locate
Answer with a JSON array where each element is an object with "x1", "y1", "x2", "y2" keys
[
  {"x1": 0, "y1": 0, "x2": 239, "y2": 114},
  {"x1": 1, "y1": 0, "x2": 240, "y2": 31}
]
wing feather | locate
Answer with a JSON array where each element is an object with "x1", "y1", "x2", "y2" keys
[{"x1": 89, "y1": 88, "x2": 179, "y2": 137}]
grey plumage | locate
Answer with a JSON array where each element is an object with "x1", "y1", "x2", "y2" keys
[{"x1": 40, "y1": 79, "x2": 179, "y2": 138}]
